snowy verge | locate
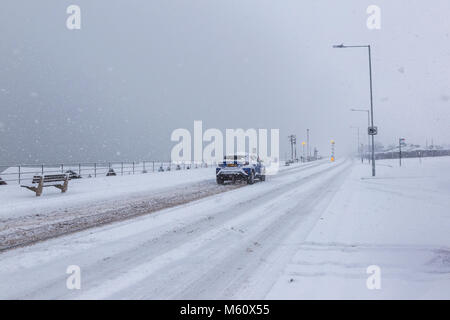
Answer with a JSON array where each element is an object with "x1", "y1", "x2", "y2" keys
[{"x1": 266, "y1": 156, "x2": 450, "y2": 299}]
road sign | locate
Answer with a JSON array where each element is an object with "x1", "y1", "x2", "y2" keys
[{"x1": 368, "y1": 126, "x2": 378, "y2": 135}]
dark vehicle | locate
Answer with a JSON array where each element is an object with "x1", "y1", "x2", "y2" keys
[{"x1": 216, "y1": 154, "x2": 265, "y2": 185}]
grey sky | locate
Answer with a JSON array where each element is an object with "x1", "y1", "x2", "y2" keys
[{"x1": 0, "y1": 0, "x2": 449, "y2": 164}]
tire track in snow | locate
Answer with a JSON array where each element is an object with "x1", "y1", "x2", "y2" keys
[
  {"x1": 146, "y1": 161, "x2": 352, "y2": 299},
  {"x1": 75, "y1": 161, "x2": 351, "y2": 299},
  {"x1": 0, "y1": 160, "x2": 346, "y2": 299}
]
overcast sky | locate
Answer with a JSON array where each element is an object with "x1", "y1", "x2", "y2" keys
[{"x1": 0, "y1": 0, "x2": 449, "y2": 164}]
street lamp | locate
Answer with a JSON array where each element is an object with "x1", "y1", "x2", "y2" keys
[
  {"x1": 399, "y1": 138, "x2": 406, "y2": 167},
  {"x1": 306, "y1": 129, "x2": 310, "y2": 161},
  {"x1": 350, "y1": 126, "x2": 362, "y2": 163},
  {"x1": 333, "y1": 44, "x2": 376, "y2": 176},
  {"x1": 301, "y1": 141, "x2": 306, "y2": 162},
  {"x1": 350, "y1": 108, "x2": 371, "y2": 163}
]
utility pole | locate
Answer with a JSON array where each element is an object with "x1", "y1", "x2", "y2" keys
[
  {"x1": 306, "y1": 129, "x2": 310, "y2": 161},
  {"x1": 333, "y1": 44, "x2": 377, "y2": 176},
  {"x1": 289, "y1": 135, "x2": 293, "y2": 161},
  {"x1": 361, "y1": 144, "x2": 364, "y2": 163},
  {"x1": 288, "y1": 135, "x2": 296, "y2": 161},
  {"x1": 368, "y1": 45, "x2": 376, "y2": 176},
  {"x1": 302, "y1": 141, "x2": 306, "y2": 162},
  {"x1": 356, "y1": 127, "x2": 360, "y2": 160},
  {"x1": 399, "y1": 138, "x2": 405, "y2": 167}
]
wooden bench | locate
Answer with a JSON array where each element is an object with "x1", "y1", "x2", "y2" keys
[{"x1": 21, "y1": 174, "x2": 69, "y2": 197}]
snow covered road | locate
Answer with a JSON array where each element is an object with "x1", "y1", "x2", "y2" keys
[
  {"x1": 0, "y1": 161, "x2": 324, "y2": 251},
  {"x1": 0, "y1": 180, "x2": 242, "y2": 251},
  {"x1": 0, "y1": 159, "x2": 351, "y2": 299}
]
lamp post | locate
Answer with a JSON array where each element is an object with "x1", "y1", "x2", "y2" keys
[
  {"x1": 288, "y1": 135, "x2": 296, "y2": 161},
  {"x1": 333, "y1": 44, "x2": 376, "y2": 176},
  {"x1": 399, "y1": 138, "x2": 405, "y2": 167},
  {"x1": 350, "y1": 126, "x2": 362, "y2": 163},
  {"x1": 350, "y1": 108, "x2": 371, "y2": 163},
  {"x1": 306, "y1": 129, "x2": 310, "y2": 161},
  {"x1": 302, "y1": 141, "x2": 306, "y2": 162}
]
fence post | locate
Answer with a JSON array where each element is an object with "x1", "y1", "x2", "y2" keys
[
  {"x1": 121, "y1": 162, "x2": 123, "y2": 175},
  {"x1": 132, "y1": 161, "x2": 135, "y2": 174},
  {"x1": 143, "y1": 161, "x2": 146, "y2": 173},
  {"x1": 61, "y1": 164, "x2": 64, "y2": 174},
  {"x1": 152, "y1": 161, "x2": 155, "y2": 172},
  {"x1": 41, "y1": 164, "x2": 44, "y2": 176},
  {"x1": 18, "y1": 165, "x2": 21, "y2": 184},
  {"x1": 94, "y1": 163, "x2": 97, "y2": 177},
  {"x1": 79, "y1": 163, "x2": 81, "y2": 176}
]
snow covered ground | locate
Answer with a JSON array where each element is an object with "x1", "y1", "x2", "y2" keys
[
  {"x1": 0, "y1": 157, "x2": 448, "y2": 299},
  {"x1": 0, "y1": 161, "x2": 314, "y2": 250},
  {"x1": 0, "y1": 166, "x2": 215, "y2": 220},
  {"x1": 0, "y1": 161, "x2": 307, "y2": 221},
  {"x1": 267, "y1": 156, "x2": 450, "y2": 299}
]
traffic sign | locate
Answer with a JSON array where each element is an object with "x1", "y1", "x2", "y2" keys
[{"x1": 368, "y1": 126, "x2": 378, "y2": 135}]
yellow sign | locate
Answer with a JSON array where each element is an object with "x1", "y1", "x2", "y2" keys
[{"x1": 331, "y1": 157, "x2": 335, "y2": 162}]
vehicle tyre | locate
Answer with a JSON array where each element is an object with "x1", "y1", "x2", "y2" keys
[
  {"x1": 216, "y1": 177, "x2": 224, "y2": 185},
  {"x1": 260, "y1": 175, "x2": 266, "y2": 182},
  {"x1": 247, "y1": 171, "x2": 255, "y2": 185}
]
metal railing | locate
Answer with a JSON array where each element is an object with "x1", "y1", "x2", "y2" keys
[
  {"x1": 374, "y1": 149, "x2": 450, "y2": 160},
  {"x1": 0, "y1": 160, "x2": 217, "y2": 185}
]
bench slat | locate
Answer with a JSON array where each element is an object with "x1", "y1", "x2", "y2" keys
[{"x1": 31, "y1": 174, "x2": 68, "y2": 184}]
